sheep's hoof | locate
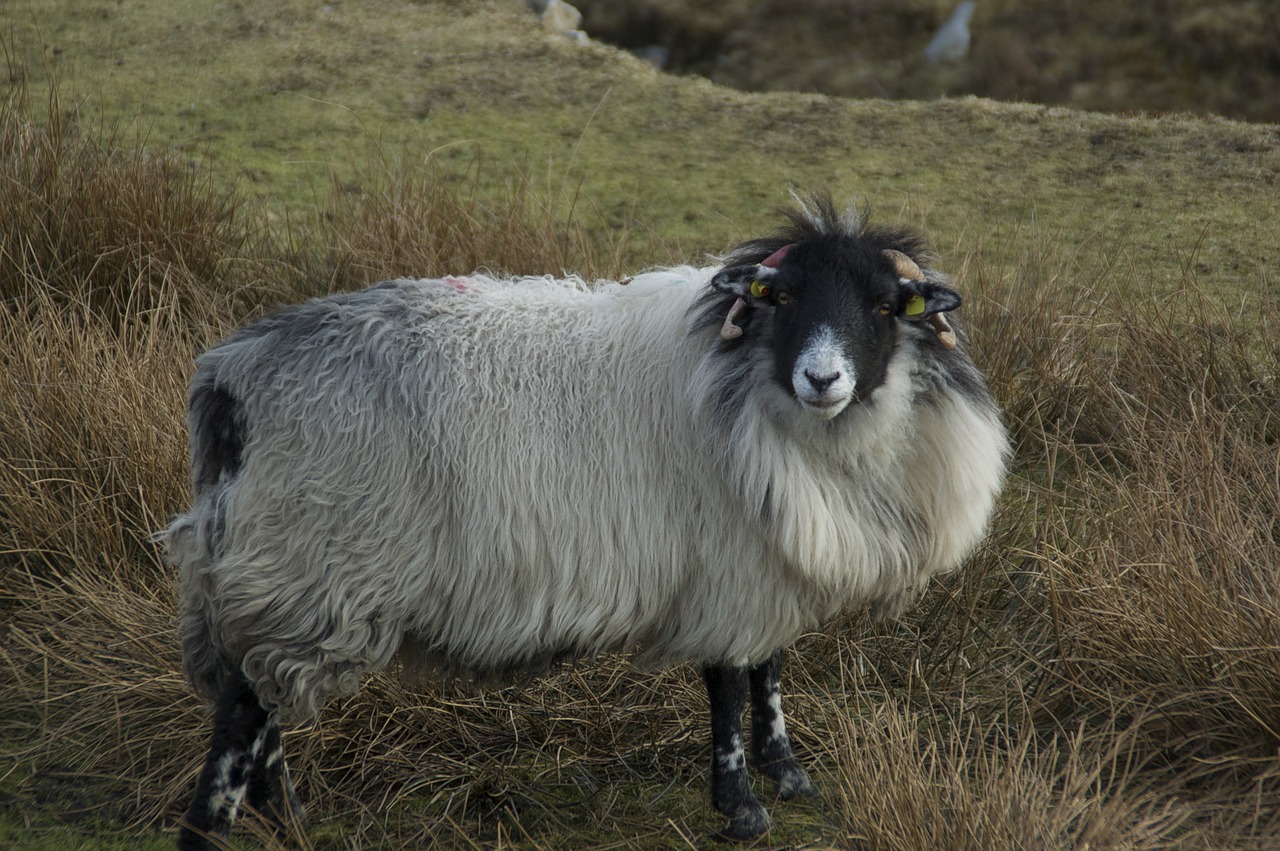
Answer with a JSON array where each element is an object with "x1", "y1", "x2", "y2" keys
[
  {"x1": 773, "y1": 765, "x2": 816, "y2": 801},
  {"x1": 715, "y1": 803, "x2": 772, "y2": 842},
  {"x1": 758, "y1": 756, "x2": 815, "y2": 802},
  {"x1": 261, "y1": 802, "x2": 308, "y2": 844},
  {"x1": 256, "y1": 780, "x2": 307, "y2": 844}
]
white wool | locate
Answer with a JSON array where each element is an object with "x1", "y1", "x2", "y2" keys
[{"x1": 165, "y1": 266, "x2": 1007, "y2": 723}]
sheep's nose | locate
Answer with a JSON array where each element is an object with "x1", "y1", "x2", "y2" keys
[{"x1": 804, "y1": 369, "x2": 841, "y2": 393}]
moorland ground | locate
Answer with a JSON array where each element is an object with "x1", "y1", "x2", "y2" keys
[{"x1": 3, "y1": 1, "x2": 1280, "y2": 848}]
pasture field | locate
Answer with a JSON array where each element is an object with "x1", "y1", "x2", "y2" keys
[{"x1": 3, "y1": 1, "x2": 1280, "y2": 848}]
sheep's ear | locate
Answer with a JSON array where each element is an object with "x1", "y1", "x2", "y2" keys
[
  {"x1": 900, "y1": 280, "x2": 962, "y2": 320},
  {"x1": 883, "y1": 248, "x2": 961, "y2": 320},
  {"x1": 711, "y1": 264, "x2": 781, "y2": 302}
]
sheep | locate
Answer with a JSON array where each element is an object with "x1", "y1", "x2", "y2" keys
[{"x1": 162, "y1": 193, "x2": 1009, "y2": 847}]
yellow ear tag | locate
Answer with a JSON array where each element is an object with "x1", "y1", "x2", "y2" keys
[
  {"x1": 749, "y1": 280, "x2": 771, "y2": 299},
  {"x1": 904, "y1": 294, "x2": 927, "y2": 317}
]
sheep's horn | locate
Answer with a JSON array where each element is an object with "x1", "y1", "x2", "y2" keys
[
  {"x1": 929, "y1": 313, "x2": 958, "y2": 350},
  {"x1": 883, "y1": 249, "x2": 925, "y2": 282},
  {"x1": 760, "y1": 244, "x2": 794, "y2": 268},
  {"x1": 720, "y1": 297, "x2": 748, "y2": 340}
]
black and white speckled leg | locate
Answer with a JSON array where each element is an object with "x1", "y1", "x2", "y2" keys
[
  {"x1": 244, "y1": 714, "x2": 305, "y2": 841},
  {"x1": 748, "y1": 649, "x2": 815, "y2": 801},
  {"x1": 178, "y1": 671, "x2": 277, "y2": 851},
  {"x1": 703, "y1": 663, "x2": 772, "y2": 841}
]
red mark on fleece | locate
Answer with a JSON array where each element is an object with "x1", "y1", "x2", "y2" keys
[
  {"x1": 760, "y1": 244, "x2": 794, "y2": 268},
  {"x1": 442, "y1": 276, "x2": 469, "y2": 292}
]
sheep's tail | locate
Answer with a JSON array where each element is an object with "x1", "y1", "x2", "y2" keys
[{"x1": 158, "y1": 375, "x2": 246, "y2": 705}]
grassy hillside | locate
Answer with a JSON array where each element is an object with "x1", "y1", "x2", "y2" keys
[
  {"x1": 6, "y1": 0, "x2": 1278, "y2": 289},
  {"x1": 3, "y1": 0, "x2": 1280, "y2": 848}
]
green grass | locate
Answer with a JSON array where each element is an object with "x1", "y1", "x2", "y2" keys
[{"x1": 0, "y1": 813, "x2": 172, "y2": 851}]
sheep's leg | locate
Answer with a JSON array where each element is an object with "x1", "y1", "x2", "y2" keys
[
  {"x1": 748, "y1": 649, "x2": 815, "y2": 800},
  {"x1": 703, "y1": 664, "x2": 772, "y2": 840},
  {"x1": 178, "y1": 670, "x2": 277, "y2": 851},
  {"x1": 244, "y1": 714, "x2": 306, "y2": 841}
]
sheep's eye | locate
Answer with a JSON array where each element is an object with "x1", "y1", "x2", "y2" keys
[
  {"x1": 878, "y1": 301, "x2": 893, "y2": 315},
  {"x1": 776, "y1": 292, "x2": 791, "y2": 306}
]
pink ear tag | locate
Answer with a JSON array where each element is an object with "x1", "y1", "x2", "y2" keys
[{"x1": 760, "y1": 243, "x2": 794, "y2": 268}]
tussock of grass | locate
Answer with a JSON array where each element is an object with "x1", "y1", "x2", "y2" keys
[
  {"x1": 5, "y1": 79, "x2": 1280, "y2": 849},
  {"x1": 0, "y1": 76, "x2": 290, "y2": 329},
  {"x1": 820, "y1": 701, "x2": 1198, "y2": 849},
  {"x1": 969, "y1": 245, "x2": 1280, "y2": 752},
  {"x1": 0, "y1": 287, "x2": 190, "y2": 582},
  {"x1": 320, "y1": 158, "x2": 630, "y2": 291}
]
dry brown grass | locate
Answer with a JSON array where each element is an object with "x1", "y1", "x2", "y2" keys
[
  {"x1": 319, "y1": 156, "x2": 631, "y2": 291},
  {"x1": 0, "y1": 63, "x2": 293, "y2": 330},
  {"x1": 5, "y1": 78, "x2": 1280, "y2": 849}
]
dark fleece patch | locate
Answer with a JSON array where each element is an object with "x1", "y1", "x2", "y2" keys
[{"x1": 191, "y1": 384, "x2": 245, "y2": 492}]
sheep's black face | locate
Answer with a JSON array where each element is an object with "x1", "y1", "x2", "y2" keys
[
  {"x1": 767, "y1": 238, "x2": 900, "y2": 417},
  {"x1": 711, "y1": 235, "x2": 961, "y2": 420}
]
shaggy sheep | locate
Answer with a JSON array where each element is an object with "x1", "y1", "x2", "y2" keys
[{"x1": 164, "y1": 194, "x2": 1008, "y2": 847}]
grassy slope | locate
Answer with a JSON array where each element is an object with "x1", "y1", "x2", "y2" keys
[{"x1": 7, "y1": 0, "x2": 1278, "y2": 290}]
